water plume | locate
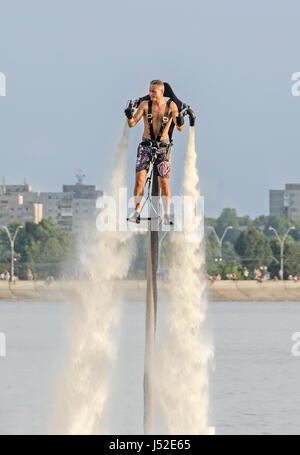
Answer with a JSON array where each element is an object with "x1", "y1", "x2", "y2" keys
[
  {"x1": 52, "y1": 122, "x2": 133, "y2": 434},
  {"x1": 155, "y1": 126, "x2": 214, "y2": 435}
]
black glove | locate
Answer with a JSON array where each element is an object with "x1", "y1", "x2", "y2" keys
[
  {"x1": 124, "y1": 100, "x2": 134, "y2": 120},
  {"x1": 176, "y1": 114, "x2": 184, "y2": 127}
]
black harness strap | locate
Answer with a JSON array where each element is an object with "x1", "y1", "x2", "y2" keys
[
  {"x1": 147, "y1": 99, "x2": 172, "y2": 143},
  {"x1": 147, "y1": 101, "x2": 156, "y2": 143},
  {"x1": 157, "y1": 98, "x2": 172, "y2": 142}
]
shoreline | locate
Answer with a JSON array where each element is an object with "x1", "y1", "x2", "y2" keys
[{"x1": 0, "y1": 280, "x2": 300, "y2": 302}]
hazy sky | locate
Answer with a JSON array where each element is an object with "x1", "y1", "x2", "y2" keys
[{"x1": 0, "y1": 0, "x2": 299, "y2": 219}]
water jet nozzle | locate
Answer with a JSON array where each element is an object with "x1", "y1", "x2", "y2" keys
[{"x1": 187, "y1": 108, "x2": 196, "y2": 127}]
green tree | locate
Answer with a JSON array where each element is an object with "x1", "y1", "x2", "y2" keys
[
  {"x1": 204, "y1": 217, "x2": 217, "y2": 228},
  {"x1": 253, "y1": 215, "x2": 269, "y2": 229},
  {"x1": 13, "y1": 219, "x2": 73, "y2": 279},
  {"x1": 263, "y1": 215, "x2": 290, "y2": 238},
  {"x1": 234, "y1": 226, "x2": 273, "y2": 270},
  {"x1": 268, "y1": 235, "x2": 300, "y2": 278},
  {"x1": 222, "y1": 240, "x2": 240, "y2": 263},
  {"x1": 207, "y1": 262, "x2": 243, "y2": 280},
  {"x1": 0, "y1": 221, "x2": 24, "y2": 275},
  {"x1": 238, "y1": 215, "x2": 254, "y2": 227},
  {"x1": 216, "y1": 208, "x2": 240, "y2": 243},
  {"x1": 216, "y1": 208, "x2": 239, "y2": 232},
  {"x1": 205, "y1": 231, "x2": 220, "y2": 271},
  {"x1": 290, "y1": 215, "x2": 300, "y2": 241}
]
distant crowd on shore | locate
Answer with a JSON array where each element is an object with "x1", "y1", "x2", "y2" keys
[
  {"x1": 0, "y1": 269, "x2": 54, "y2": 284},
  {"x1": 0, "y1": 270, "x2": 13, "y2": 281},
  {"x1": 0, "y1": 269, "x2": 38, "y2": 282},
  {"x1": 206, "y1": 267, "x2": 300, "y2": 283}
]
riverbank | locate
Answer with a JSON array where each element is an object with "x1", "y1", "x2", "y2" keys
[{"x1": 0, "y1": 280, "x2": 300, "y2": 302}]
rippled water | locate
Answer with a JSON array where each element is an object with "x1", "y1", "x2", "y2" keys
[{"x1": 0, "y1": 300, "x2": 300, "y2": 434}]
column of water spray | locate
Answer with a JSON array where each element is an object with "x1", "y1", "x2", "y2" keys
[
  {"x1": 52, "y1": 123, "x2": 133, "y2": 435},
  {"x1": 155, "y1": 126, "x2": 214, "y2": 435}
]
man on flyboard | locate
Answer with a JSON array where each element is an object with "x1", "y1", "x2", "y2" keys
[{"x1": 125, "y1": 80, "x2": 186, "y2": 225}]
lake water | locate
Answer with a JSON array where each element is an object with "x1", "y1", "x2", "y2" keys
[{"x1": 0, "y1": 299, "x2": 300, "y2": 435}]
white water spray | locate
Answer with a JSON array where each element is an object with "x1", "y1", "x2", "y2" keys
[
  {"x1": 155, "y1": 126, "x2": 214, "y2": 435},
  {"x1": 52, "y1": 123, "x2": 133, "y2": 434}
]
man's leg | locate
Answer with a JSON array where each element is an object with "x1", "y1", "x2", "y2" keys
[
  {"x1": 134, "y1": 169, "x2": 147, "y2": 212},
  {"x1": 158, "y1": 176, "x2": 171, "y2": 216},
  {"x1": 156, "y1": 146, "x2": 172, "y2": 223}
]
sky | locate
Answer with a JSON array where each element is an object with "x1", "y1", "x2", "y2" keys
[{"x1": 0, "y1": 0, "x2": 300, "y2": 219}]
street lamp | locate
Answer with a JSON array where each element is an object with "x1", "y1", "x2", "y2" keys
[
  {"x1": 1, "y1": 225, "x2": 24, "y2": 282},
  {"x1": 214, "y1": 257, "x2": 223, "y2": 265},
  {"x1": 208, "y1": 225, "x2": 233, "y2": 259},
  {"x1": 269, "y1": 225, "x2": 295, "y2": 280}
]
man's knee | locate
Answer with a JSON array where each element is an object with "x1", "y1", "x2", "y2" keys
[{"x1": 159, "y1": 177, "x2": 170, "y2": 193}]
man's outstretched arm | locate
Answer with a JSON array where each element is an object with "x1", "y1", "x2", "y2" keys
[
  {"x1": 126, "y1": 102, "x2": 145, "y2": 128},
  {"x1": 171, "y1": 101, "x2": 184, "y2": 131}
]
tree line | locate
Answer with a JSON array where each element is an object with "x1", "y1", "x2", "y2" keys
[
  {"x1": 0, "y1": 209, "x2": 299, "y2": 280},
  {"x1": 130, "y1": 209, "x2": 300, "y2": 280},
  {"x1": 0, "y1": 219, "x2": 74, "y2": 280}
]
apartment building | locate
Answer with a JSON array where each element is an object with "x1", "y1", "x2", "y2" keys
[
  {"x1": 0, "y1": 181, "x2": 103, "y2": 232},
  {"x1": 270, "y1": 183, "x2": 300, "y2": 221}
]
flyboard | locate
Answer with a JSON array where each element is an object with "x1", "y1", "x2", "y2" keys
[{"x1": 126, "y1": 82, "x2": 196, "y2": 434}]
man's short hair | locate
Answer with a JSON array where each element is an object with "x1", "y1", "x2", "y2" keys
[{"x1": 150, "y1": 80, "x2": 164, "y2": 90}]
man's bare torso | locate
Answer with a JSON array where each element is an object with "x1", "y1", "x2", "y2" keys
[{"x1": 141, "y1": 100, "x2": 175, "y2": 141}]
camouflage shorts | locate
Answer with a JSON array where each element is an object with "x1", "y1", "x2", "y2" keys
[{"x1": 135, "y1": 137, "x2": 171, "y2": 178}]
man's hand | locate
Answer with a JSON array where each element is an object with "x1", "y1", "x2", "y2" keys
[
  {"x1": 127, "y1": 101, "x2": 145, "y2": 128},
  {"x1": 124, "y1": 100, "x2": 134, "y2": 119},
  {"x1": 171, "y1": 101, "x2": 184, "y2": 131}
]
